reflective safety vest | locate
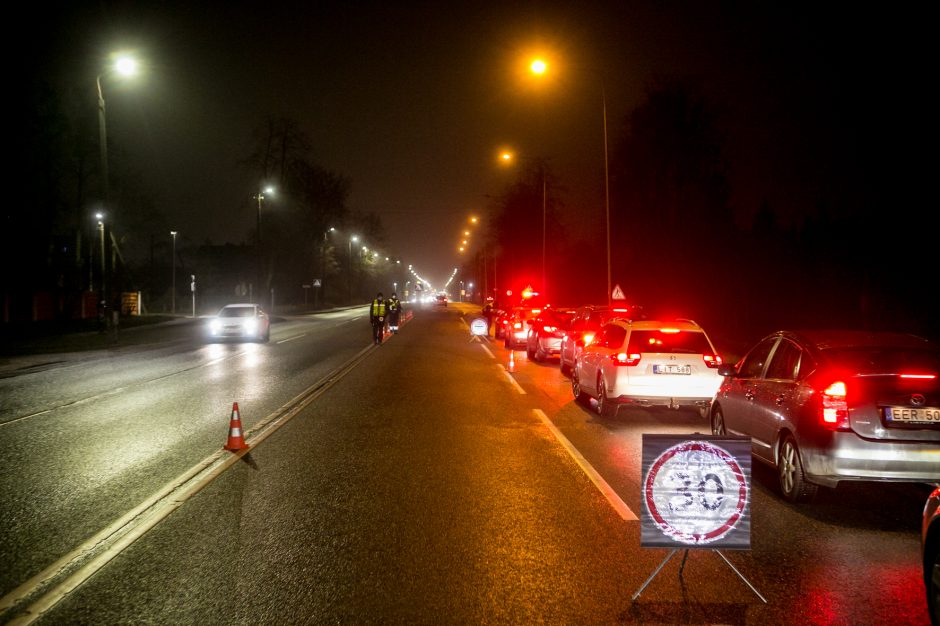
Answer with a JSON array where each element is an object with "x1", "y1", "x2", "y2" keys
[
  {"x1": 387, "y1": 299, "x2": 400, "y2": 312},
  {"x1": 371, "y1": 300, "x2": 386, "y2": 318}
]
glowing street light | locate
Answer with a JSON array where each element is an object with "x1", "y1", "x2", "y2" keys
[{"x1": 530, "y1": 58, "x2": 547, "y2": 75}]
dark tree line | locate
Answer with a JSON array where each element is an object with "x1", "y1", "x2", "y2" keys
[{"x1": 475, "y1": 76, "x2": 937, "y2": 347}]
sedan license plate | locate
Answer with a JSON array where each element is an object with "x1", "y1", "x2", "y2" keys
[
  {"x1": 884, "y1": 406, "x2": 940, "y2": 424},
  {"x1": 653, "y1": 364, "x2": 691, "y2": 375}
]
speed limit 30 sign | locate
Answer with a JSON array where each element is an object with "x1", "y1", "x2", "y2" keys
[{"x1": 640, "y1": 435, "x2": 752, "y2": 549}]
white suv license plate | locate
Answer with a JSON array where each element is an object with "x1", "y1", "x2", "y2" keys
[
  {"x1": 653, "y1": 364, "x2": 691, "y2": 375},
  {"x1": 884, "y1": 406, "x2": 940, "y2": 424}
]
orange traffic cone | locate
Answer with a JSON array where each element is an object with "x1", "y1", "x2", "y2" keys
[{"x1": 224, "y1": 402, "x2": 249, "y2": 451}]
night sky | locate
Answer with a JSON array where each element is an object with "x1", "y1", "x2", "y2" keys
[{"x1": 24, "y1": 2, "x2": 931, "y2": 291}]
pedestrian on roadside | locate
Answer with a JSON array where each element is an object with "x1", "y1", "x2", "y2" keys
[
  {"x1": 370, "y1": 292, "x2": 387, "y2": 344},
  {"x1": 387, "y1": 292, "x2": 402, "y2": 333}
]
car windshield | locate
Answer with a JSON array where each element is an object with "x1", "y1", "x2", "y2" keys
[
  {"x1": 823, "y1": 346, "x2": 940, "y2": 375},
  {"x1": 219, "y1": 307, "x2": 255, "y2": 318},
  {"x1": 627, "y1": 329, "x2": 712, "y2": 354}
]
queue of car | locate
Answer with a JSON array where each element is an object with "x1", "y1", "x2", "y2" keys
[{"x1": 485, "y1": 293, "x2": 938, "y2": 619}]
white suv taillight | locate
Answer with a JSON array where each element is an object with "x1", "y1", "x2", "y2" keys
[
  {"x1": 820, "y1": 381, "x2": 849, "y2": 430},
  {"x1": 611, "y1": 352, "x2": 641, "y2": 366},
  {"x1": 703, "y1": 354, "x2": 722, "y2": 368}
]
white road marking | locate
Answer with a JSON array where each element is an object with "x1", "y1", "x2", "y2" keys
[
  {"x1": 479, "y1": 344, "x2": 495, "y2": 359},
  {"x1": 532, "y1": 408, "x2": 638, "y2": 521},
  {"x1": 277, "y1": 333, "x2": 307, "y2": 344},
  {"x1": 0, "y1": 344, "x2": 377, "y2": 625},
  {"x1": 498, "y1": 364, "x2": 527, "y2": 394}
]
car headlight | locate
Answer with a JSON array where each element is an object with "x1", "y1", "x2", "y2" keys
[
  {"x1": 242, "y1": 319, "x2": 258, "y2": 334},
  {"x1": 209, "y1": 320, "x2": 222, "y2": 334}
]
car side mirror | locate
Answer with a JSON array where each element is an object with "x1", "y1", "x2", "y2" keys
[{"x1": 717, "y1": 364, "x2": 737, "y2": 377}]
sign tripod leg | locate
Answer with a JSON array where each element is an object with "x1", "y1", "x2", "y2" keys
[
  {"x1": 631, "y1": 549, "x2": 679, "y2": 601},
  {"x1": 631, "y1": 549, "x2": 767, "y2": 604},
  {"x1": 715, "y1": 550, "x2": 767, "y2": 603}
]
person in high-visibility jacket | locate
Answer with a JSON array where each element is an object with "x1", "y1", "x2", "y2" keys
[
  {"x1": 370, "y1": 292, "x2": 387, "y2": 345},
  {"x1": 386, "y1": 293, "x2": 402, "y2": 333}
]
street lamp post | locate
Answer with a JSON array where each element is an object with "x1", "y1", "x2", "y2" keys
[
  {"x1": 499, "y1": 154, "x2": 547, "y2": 299},
  {"x1": 170, "y1": 231, "x2": 177, "y2": 314},
  {"x1": 95, "y1": 54, "x2": 138, "y2": 312},
  {"x1": 347, "y1": 235, "x2": 359, "y2": 304},
  {"x1": 95, "y1": 213, "x2": 105, "y2": 314},
  {"x1": 524, "y1": 57, "x2": 611, "y2": 306},
  {"x1": 254, "y1": 186, "x2": 274, "y2": 307}
]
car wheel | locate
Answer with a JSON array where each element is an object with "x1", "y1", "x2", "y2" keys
[
  {"x1": 572, "y1": 370, "x2": 588, "y2": 404},
  {"x1": 711, "y1": 405, "x2": 726, "y2": 435},
  {"x1": 777, "y1": 434, "x2": 818, "y2": 503},
  {"x1": 560, "y1": 359, "x2": 571, "y2": 377},
  {"x1": 596, "y1": 375, "x2": 616, "y2": 417}
]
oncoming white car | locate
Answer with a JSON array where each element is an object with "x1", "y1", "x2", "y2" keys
[
  {"x1": 207, "y1": 303, "x2": 270, "y2": 342},
  {"x1": 572, "y1": 318, "x2": 723, "y2": 417}
]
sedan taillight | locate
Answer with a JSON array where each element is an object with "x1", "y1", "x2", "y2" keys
[
  {"x1": 583, "y1": 332, "x2": 595, "y2": 346},
  {"x1": 611, "y1": 352, "x2": 641, "y2": 366},
  {"x1": 703, "y1": 354, "x2": 723, "y2": 368},
  {"x1": 820, "y1": 381, "x2": 849, "y2": 430}
]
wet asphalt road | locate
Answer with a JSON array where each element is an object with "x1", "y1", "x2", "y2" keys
[{"x1": 0, "y1": 304, "x2": 933, "y2": 624}]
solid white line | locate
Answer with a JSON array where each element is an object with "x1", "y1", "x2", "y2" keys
[
  {"x1": 532, "y1": 409, "x2": 638, "y2": 521},
  {"x1": 277, "y1": 332, "x2": 307, "y2": 344},
  {"x1": 479, "y1": 344, "x2": 495, "y2": 359},
  {"x1": 0, "y1": 343, "x2": 377, "y2": 625},
  {"x1": 498, "y1": 364, "x2": 527, "y2": 394}
]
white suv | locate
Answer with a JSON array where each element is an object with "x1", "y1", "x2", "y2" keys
[{"x1": 572, "y1": 319, "x2": 723, "y2": 417}]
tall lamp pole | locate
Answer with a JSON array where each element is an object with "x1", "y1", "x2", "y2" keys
[
  {"x1": 603, "y1": 88, "x2": 611, "y2": 307},
  {"x1": 170, "y1": 231, "x2": 177, "y2": 314},
  {"x1": 95, "y1": 56, "x2": 138, "y2": 309},
  {"x1": 95, "y1": 213, "x2": 105, "y2": 310},
  {"x1": 347, "y1": 235, "x2": 359, "y2": 304},
  {"x1": 254, "y1": 186, "x2": 274, "y2": 307}
]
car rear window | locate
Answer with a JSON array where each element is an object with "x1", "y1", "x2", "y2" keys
[
  {"x1": 822, "y1": 347, "x2": 940, "y2": 375},
  {"x1": 627, "y1": 329, "x2": 712, "y2": 354},
  {"x1": 219, "y1": 307, "x2": 254, "y2": 318}
]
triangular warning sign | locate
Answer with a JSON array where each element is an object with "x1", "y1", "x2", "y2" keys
[{"x1": 611, "y1": 284, "x2": 626, "y2": 300}]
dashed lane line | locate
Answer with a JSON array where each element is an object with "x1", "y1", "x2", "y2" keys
[{"x1": 498, "y1": 364, "x2": 527, "y2": 395}]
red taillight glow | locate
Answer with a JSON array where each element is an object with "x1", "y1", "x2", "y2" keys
[
  {"x1": 821, "y1": 381, "x2": 849, "y2": 430},
  {"x1": 513, "y1": 322, "x2": 522, "y2": 330},
  {"x1": 703, "y1": 354, "x2": 722, "y2": 368},
  {"x1": 900, "y1": 373, "x2": 937, "y2": 379},
  {"x1": 543, "y1": 325, "x2": 557, "y2": 333},
  {"x1": 583, "y1": 332, "x2": 595, "y2": 346},
  {"x1": 660, "y1": 328, "x2": 680, "y2": 334},
  {"x1": 612, "y1": 352, "x2": 641, "y2": 366}
]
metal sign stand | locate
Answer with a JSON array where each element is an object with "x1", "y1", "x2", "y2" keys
[{"x1": 632, "y1": 548, "x2": 767, "y2": 603}]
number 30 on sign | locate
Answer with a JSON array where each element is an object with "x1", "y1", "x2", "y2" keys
[{"x1": 640, "y1": 435, "x2": 752, "y2": 549}]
